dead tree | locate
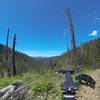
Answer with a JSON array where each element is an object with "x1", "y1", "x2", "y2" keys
[
  {"x1": 92, "y1": 42, "x2": 96, "y2": 69},
  {"x1": 92, "y1": 52, "x2": 96, "y2": 69},
  {"x1": 67, "y1": 47, "x2": 71, "y2": 64},
  {"x1": 6, "y1": 29, "x2": 10, "y2": 76},
  {"x1": 67, "y1": 8, "x2": 77, "y2": 67},
  {"x1": 12, "y1": 34, "x2": 16, "y2": 76},
  {"x1": 0, "y1": 82, "x2": 31, "y2": 100},
  {"x1": 79, "y1": 45, "x2": 84, "y2": 65}
]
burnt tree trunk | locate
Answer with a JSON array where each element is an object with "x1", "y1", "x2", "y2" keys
[
  {"x1": 67, "y1": 8, "x2": 77, "y2": 67},
  {"x1": 92, "y1": 42, "x2": 97, "y2": 69},
  {"x1": 92, "y1": 52, "x2": 96, "y2": 69},
  {"x1": 6, "y1": 29, "x2": 10, "y2": 76},
  {"x1": 12, "y1": 34, "x2": 16, "y2": 76},
  {"x1": 67, "y1": 47, "x2": 71, "y2": 64},
  {"x1": 79, "y1": 45, "x2": 84, "y2": 65}
]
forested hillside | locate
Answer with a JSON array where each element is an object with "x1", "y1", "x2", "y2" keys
[
  {"x1": 0, "y1": 38, "x2": 100, "y2": 75},
  {"x1": 49, "y1": 38, "x2": 100, "y2": 69},
  {"x1": 0, "y1": 44, "x2": 49, "y2": 75}
]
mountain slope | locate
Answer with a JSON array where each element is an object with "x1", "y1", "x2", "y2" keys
[
  {"x1": 0, "y1": 44, "x2": 48, "y2": 74},
  {"x1": 49, "y1": 38, "x2": 100, "y2": 69},
  {"x1": 0, "y1": 38, "x2": 100, "y2": 74}
]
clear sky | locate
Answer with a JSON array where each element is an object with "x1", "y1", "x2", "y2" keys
[{"x1": 0, "y1": 0, "x2": 100, "y2": 57}]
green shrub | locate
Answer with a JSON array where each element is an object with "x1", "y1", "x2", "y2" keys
[{"x1": 32, "y1": 81, "x2": 54, "y2": 96}]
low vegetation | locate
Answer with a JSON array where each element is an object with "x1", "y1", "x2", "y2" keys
[
  {"x1": 0, "y1": 67, "x2": 96, "y2": 100},
  {"x1": 0, "y1": 71, "x2": 63, "y2": 100}
]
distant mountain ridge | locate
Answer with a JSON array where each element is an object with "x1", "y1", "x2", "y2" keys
[{"x1": 0, "y1": 43, "x2": 36, "y2": 61}]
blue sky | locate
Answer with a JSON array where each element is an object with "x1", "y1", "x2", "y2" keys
[{"x1": 0, "y1": 0, "x2": 100, "y2": 57}]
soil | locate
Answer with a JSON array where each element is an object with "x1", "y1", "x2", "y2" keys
[{"x1": 76, "y1": 69, "x2": 100, "y2": 100}]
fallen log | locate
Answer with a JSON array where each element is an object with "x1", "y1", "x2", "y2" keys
[{"x1": 0, "y1": 82, "x2": 31, "y2": 100}]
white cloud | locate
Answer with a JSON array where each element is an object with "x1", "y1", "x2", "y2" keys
[
  {"x1": 88, "y1": 30, "x2": 98, "y2": 36},
  {"x1": 93, "y1": 17, "x2": 100, "y2": 23},
  {"x1": 95, "y1": 17, "x2": 100, "y2": 21}
]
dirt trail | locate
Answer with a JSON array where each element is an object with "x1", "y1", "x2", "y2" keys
[{"x1": 76, "y1": 69, "x2": 100, "y2": 100}]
